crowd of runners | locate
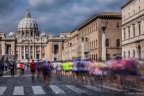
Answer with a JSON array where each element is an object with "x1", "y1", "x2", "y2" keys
[{"x1": 15, "y1": 56, "x2": 144, "y2": 90}]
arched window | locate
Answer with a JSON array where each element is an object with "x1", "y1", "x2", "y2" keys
[
  {"x1": 106, "y1": 39, "x2": 109, "y2": 47},
  {"x1": 116, "y1": 39, "x2": 120, "y2": 47}
]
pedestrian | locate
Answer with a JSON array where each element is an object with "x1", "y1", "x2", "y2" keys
[
  {"x1": 26, "y1": 63, "x2": 29, "y2": 70},
  {"x1": 42, "y1": 61, "x2": 50, "y2": 84},
  {"x1": 30, "y1": 60, "x2": 36, "y2": 82},
  {"x1": 36, "y1": 60, "x2": 42, "y2": 79},
  {"x1": 0, "y1": 61, "x2": 4, "y2": 76},
  {"x1": 17, "y1": 62, "x2": 24, "y2": 75},
  {"x1": 10, "y1": 62, "x2": 15, "y2": 76}
]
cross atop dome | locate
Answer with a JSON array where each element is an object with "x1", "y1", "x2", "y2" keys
[{"x1": 25, "y1": 9, "x2": 31, "y2": 18}]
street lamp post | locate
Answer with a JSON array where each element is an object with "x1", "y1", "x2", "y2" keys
[{"x1": 101, "y1": 26, "x2": 106, "y2": 61}]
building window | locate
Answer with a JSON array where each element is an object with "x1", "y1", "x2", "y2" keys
[
  {"x1": 124, "y1": 51, "x2": 126, "y2": 58},
  {"x1": 133, "y1": 24, "x2": 135, "y2": 37},
  {"x1": 123, "y1": 28, "x2": 126, "y2": 40},
  {"x1": 96, "y1": 54, "x2": 97, "y2": 61},
  {"x1": 94, "y1": 41, "x2": 95, "y2": 48},
  {"x1": 116, "y1": 39, "x2": 120, "y2": 47},
  {"x1": 96, "y1": 40, "x2": 97, "y2": 47},
  {"x1": 128, "y1": 50, "x2": 130, "y2": 58},
  {"x1": 116, "y1": 22, "x2": 120, "y2": 28},
  {"x1": 128, "y1": 26, "x2": 130, "y2": 38},
  {"x1": 95, "y1": 23, "x2": 97, "y2": 30},
  {"x1": 133, "y1": 50, "x2": 135, "y2": 57},
  {"x1": 138, "y1": 21, "x2": 141, "y2": 35},
  {"x1": 106, "y1": 39, "x2": 109, "y2": 47}
]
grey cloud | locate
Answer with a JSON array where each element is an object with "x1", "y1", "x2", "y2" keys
[
  {"x1": 28, "y1": 0, "x2": 75, "y2": 12},
  {"x1": 0, "y1": 0, "x2": 17, "y2": 14},
  {"x1": 0, "y1": 0, "x2": 128, "y2": 35}
]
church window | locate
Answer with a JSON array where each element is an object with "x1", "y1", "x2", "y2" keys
[{"x1": 106, "y1": 39, "x2": 109, "y2": 47}]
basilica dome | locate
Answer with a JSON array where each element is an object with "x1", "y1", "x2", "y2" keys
[
  {"x1": 17, "y1": 9, "x2": 39, "y2": 38},
  {"x1": 17, "y1": 9, "x2": 38, "y2": 30}
]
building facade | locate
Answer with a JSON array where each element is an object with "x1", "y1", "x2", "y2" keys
[
  {"x1": 121, "y1": 0, "x2": 144, "y2": 59},
  {"x1": 0, "y1": 10, "x2": 70, "y2": 62},
  {"x1": 62, "y1": 12, "x2": 122, "y2": 61},
  {"x1": 62, "y1": 30, "x2": 78, "y2": 60}
]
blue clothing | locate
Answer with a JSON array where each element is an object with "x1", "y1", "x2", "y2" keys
[{"x1": 36, "y1": 62, "x2": 41, "y2": 70}]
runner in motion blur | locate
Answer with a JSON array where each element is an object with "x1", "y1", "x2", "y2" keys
[
  {"x1": 42, "y1": 61, "x2": 51, "y2": 84},
  {"x1": 30, "y1": 60, "x2": 36, "y2": 82},
  {"x1": 36, "y1": 60, "x2": 42, "y2": 79}
]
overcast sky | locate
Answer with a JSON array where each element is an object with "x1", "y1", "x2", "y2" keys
[{"x1": 0, "y1": 0, "x2": 127, "y2": 35}]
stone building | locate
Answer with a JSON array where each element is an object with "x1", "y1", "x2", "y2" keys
[
  {"x1": 77, "y1": 12, "x2": 122, "y2": 61},
  {"x1": 63, "y1": 12, "x2": 122, "y2": 61},
  {"x1": 121, "y1": 0, "x2": 144, "y2": 59},
  {"x1": 62, "y1": 30, "x2": 78, "y2": 60},
  {"x1": 0, "y1": 9, "x2": 70, "y2": 62}
]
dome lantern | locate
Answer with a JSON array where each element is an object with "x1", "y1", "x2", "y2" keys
[{"x1": 25, "y1": 9, "x2": 31, "y2": 18}]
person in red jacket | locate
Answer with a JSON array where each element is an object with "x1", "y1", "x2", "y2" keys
[{"x1": 30, "y1": 60, "x2": 36, "y2": 81}]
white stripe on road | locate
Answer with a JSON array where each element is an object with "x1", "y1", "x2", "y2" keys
[
  {"x1": 98, "y1": 85, "x2": 123, "y2": 92},
  {"x1": 84, "y1": 85, "x2": 103, "y2": 92},
  {"x1": 65, "y1": 85, "x2": 86, "y2": 93},
  {"x1": 31, "y1": 86, "x2": 46, "y2": 95},
  {"x1": 2, "y1": 74, "x2": 35, "y2": 78},
  {"x1": 13, "y1": 86, "x2": 24, "y2": 95},
  {"x1": 0, "y1": 87, "x2": 7, "y2": 95},
  {"x1": 49, "y1": 85, "x2": 65, "y2": 94}
]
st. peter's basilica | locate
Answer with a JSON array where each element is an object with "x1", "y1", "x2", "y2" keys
[{"x1": 0, "y1": 9, "x2": 71, "y2": 62}]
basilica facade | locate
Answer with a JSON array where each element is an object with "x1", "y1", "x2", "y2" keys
[{"x1": 0, "y1": 9, "x2": 70, "y2": 62}]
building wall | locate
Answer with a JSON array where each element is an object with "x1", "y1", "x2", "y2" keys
[
  {"x1": 63, "y1": 30, "x2": 78, "y2": 60},
  {"x1": 77, "y1": 16, "x2": 122, "y2": 61},
  {"x1": 122, "y1": 0, "x2": 144, "y2": 59}
]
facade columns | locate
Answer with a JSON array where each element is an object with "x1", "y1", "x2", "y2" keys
[
  {"x1": 32, "y1": 46, "x2": 34, "y2": 59},
  {"x1": 24, "y1": 46, "x2": 26, "y2": 59},
  {"x1": 40, "y1": 46, "x2": 41, "y2": 59},
  {"x1": 17, "y1": 46, "x2": 19, "y2": 60},
  {"x1": 35, "y1": 46, "x2": 36, "y2": 59},
  {"x1": 29, "y1": 46, "x2": 30, "y2": 59},
  {"x1": 20, "y1": 46, "x2": 22, "y2": 60}
]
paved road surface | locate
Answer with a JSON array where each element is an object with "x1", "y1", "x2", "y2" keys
[{"x1": 0, "y1": 69, "x2": 144, "y2": 96}]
